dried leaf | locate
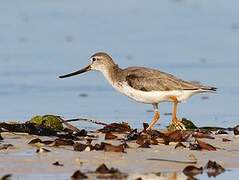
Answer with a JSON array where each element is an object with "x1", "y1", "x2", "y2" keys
[
  {"x1": 234, "y1": 125, "x2": 239, "y2": 135},
  {"x1": 222, "y1": 138, "x2": 231, "y2": 142},
  {"x1": 52, "y1": 161, "x2": 64, "y2": 166},
  {"x1": 204, "y1": 160, "x2": 225, "y2": 177},
  {"x1": 196, "y1": 139, "x2": 216, "y2": 151},
  {"x1": 71, "y1": 170, "x2": 88, "y2": 179},
  {"x1": 96, "y1": 164, "x2": 110, "y2": 173},
  {"x1": 165, "y1": 130, "x2": 190, "y2": 142},
  {"x1": 95, "y1": 164, "x2": 127, "y2": 179},
  {"x1": 183, "y1": 165, "x2": 203, "y2": 177},
  {"x1": 98, "y1": 122, "x2": 131, "y2": 133},
  {"x1": 104, "y1": 132, "x2": 118, "y2": 140}
]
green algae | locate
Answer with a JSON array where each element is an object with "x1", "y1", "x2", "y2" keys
[{"x1": 28, "y1": 115, "x2": 63, "y2": 131}]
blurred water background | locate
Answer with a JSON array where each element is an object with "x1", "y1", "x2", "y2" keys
[{"x1": 0, "y1": 0, "x2": 239, "y2": 130}]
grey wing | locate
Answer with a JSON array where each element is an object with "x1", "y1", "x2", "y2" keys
[{"x1": 122, "y1": 67, "x2": 216, "y2": 92}]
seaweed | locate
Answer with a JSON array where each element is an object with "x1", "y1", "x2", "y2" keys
[
  {"x1": 71, "y1": 170, "x2": 88, "y2": 179},
  {"x1": 183, "y1": 165, "x2": 203, "y2": 177},
  {"x1": 52, "y1": 161, "x2": 64, "y2": 167},
  {"x1": 98, "y1": 122, "x2": 131, "y2": 133}
]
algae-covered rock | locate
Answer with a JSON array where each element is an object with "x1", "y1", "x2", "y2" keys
[
  {"x1": 27, "y1": 115, "x2": 64, "y2": 131},
  {"x1": 167, "y1": 118, "x2": 197, "y2": 131},
  {"x1": 181, "y1": 118, "x2": 197, "y2": 129}
]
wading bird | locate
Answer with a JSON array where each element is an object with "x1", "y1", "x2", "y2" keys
[{"x1": 59, "y1": 52, "x2": 216, "y2": 130}]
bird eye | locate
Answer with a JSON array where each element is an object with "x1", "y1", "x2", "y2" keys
[{"x1": 92, "y1": 57, "x2": 96, "y2": 62}]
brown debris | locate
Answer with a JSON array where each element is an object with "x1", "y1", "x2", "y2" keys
[
  {"x1": 183, "y1": 165, "x2": 203, "y2": 177},
  {"x1": 0, "y1": 133, "x2": 3, "y2": 140},
  {"x1": 190, "y1": 139, "x2": 216, "y2": 151},
  {"x1": 104, "y1": 132, "x2": 118, "y2": 140},
  {"x1": 0, "y1": 122, "x2": 57, "y2": 136},
  {"x1": 36, "y1": 147, "x2": 51, "y2": 153},
  {"x1": 0, "y1": 174, "x2": 12, "y2": 180},
  {"x1": 204, "y1": 160, "x2": 225, "y2": 177},
  {"x1": 164, "y1": 130, "x2": 190, "y2": 142},
  {"x1": 52, "y1": 161, "x2": 64, "y2": 166},
  {"x1": 196, "y1": 139, "x2": 216, "y2": 151},
  {"x1": 71, "y1": 170, "x2": 88, "y2": 179},
  {"x1": 98, "y1": 122, "x2": 131, "y2": 133},
  {"x1": 0, "y1": 144, "x2": 13, "y2": 150},
  {"x1": 233, "y1": 125, "x2": 239, "y2": 135},
  {"x1": 96, "y1": 163, "x2": 110, "y2": 173},
  {"x1": 95, "y1": 164, "x2": 127, "y2": 179},
  {"x1": 222, "y1": 138, "x2": 231, "y2": 142}
]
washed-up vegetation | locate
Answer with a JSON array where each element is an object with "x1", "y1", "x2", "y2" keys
[{"x1": 1, "y1": 114, "x2": 238, "y2": 179}]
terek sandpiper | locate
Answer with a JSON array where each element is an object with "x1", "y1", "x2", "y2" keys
[{"x1": 59, "y1": 52, "x2": 217, "y2": 130}]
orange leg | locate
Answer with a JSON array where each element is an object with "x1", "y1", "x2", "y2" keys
[
  {"x1": 171, "y1": 96, "x2": 179, "y2": 124},
  {"x1": 170, "y1": 96, "x2": 185, "y2": 130},
  {"x1": 146, "y1": 104, "x2": 160, "y2": 130}
]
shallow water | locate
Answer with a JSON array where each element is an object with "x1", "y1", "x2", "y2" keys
[{"x1": 0, "y1": 0, "x2": 239, "y2": 130}]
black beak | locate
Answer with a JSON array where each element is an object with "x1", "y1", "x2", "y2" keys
[{"x1": 59, "y1": 65, "x2": 91, "y2": 78}]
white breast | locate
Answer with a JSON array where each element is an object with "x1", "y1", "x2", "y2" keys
[{"x1": 112, "y1": 82, "x2": 201, "y2": 104}]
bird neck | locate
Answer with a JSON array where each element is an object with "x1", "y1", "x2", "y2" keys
[{"x1": 101, "y1": 64, "x2": 122, "y2": 85}]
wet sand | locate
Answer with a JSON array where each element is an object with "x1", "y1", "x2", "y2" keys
[{"x1": 1, "y1": 131, "x2": 239, "y2": 179}]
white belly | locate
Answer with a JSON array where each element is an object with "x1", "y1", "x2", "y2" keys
[{"x1": 112, "y1": 82, "x2": 202, "y2": 104}]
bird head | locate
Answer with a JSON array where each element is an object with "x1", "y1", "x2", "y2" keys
[{"x1": 59, "y1": 52, "x2": 115, "y2": 78}]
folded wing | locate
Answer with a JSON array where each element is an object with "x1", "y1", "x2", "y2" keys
[{"x1": 121, "y1": 67, "x2": 216, "y2": 92}]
